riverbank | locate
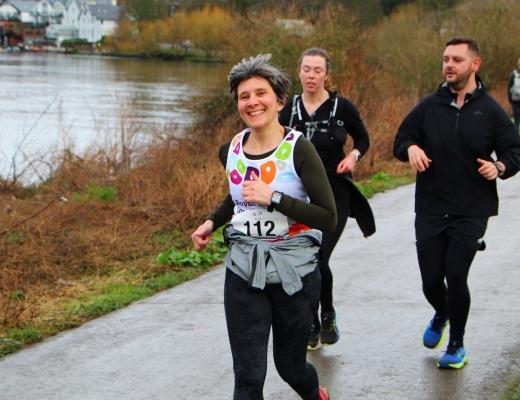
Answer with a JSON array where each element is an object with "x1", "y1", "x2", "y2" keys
[
  {"x1": 0, "y1": 171, "x2": 412, "y2": 358},
  {"x1": 0, "y1": 43, "x2": 225, "y2": 63},
  {"x1": 2, "y1": 177, "x2": 520, "y2": 400}
]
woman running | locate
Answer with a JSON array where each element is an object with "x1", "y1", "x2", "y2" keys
[
  {"x1": 191, "y1": 54, "x2": 336, "y2": 400},
  {"x1": 279, "y1": 48, "x2": 374, "y2": 350}
]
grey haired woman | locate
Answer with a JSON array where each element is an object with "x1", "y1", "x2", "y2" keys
[{"x1": 191, "y1": 54, "x2": 336, "y2": 400}]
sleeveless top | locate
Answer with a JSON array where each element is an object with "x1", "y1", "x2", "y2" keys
[{"x1": 226, "y1": 128, "x2": 309, "y2": 238}]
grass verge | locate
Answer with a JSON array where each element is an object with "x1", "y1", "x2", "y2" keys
[
  {"x1": 502, "y1": 367, "x2": 520, "y2": 400},
  {"x1": 0, "y1": 172, "x2": 411, "y2": 358}
]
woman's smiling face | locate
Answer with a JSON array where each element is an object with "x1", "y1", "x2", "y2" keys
[{"x1": 237, "y1": 76, "x2": 283, "y2": 130}]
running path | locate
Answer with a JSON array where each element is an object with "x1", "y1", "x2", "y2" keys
[{"x1": 1, "y1": 179, "x2": 520, "y2": 399}]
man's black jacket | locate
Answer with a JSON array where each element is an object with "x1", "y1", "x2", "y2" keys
[{"x1": 394, "y1": 81, "x2": 520, "y2": 216}]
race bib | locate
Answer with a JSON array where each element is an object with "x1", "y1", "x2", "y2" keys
[{"x1": 231, "y1": 209, "x2": 289, "y2": 238}]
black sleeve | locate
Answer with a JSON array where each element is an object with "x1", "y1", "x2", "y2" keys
[
  {"x1": 275, "y1": 136, "x2": 337, "y2": 232},
  {"x1": 279, "y1": 98, "x2": 294, "y2": 127},
  {"x1": 341, "y1": 98, "x2": 370, "y2": 157},
  {"x1": 218, "y1": 143, "x2": 229, "y2": 166},
  {"x1": 492, "y1": 103, "x2": 520, "y2": 179},
  {"x1": 207, "y1": 194, "x2": 234, "y2": 229},
  {"x1": 393, "y1": 102, "x2": 425, "y2": 161},
  {"x1": 207, "y1": 143, "x2": 234, "y2": 230}
]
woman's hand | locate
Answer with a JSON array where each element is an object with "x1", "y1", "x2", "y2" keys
[
  {"x1": 242, "y1": 172, "x2": 273, "y2": 205},
  {"x1": 191, "y1": 220, "x2": 215, "y2": 251},
  {"x1": 336, "y1": 152, "x2": 357, "y2": 174}
]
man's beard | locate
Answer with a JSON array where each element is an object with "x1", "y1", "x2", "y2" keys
[{"x1": 445, "y1": 67, "x2": 473, "y2": 91}]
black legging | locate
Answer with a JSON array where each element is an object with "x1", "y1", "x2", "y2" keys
[
  {"x1": 317, "y1": 178, "x2": 350, "y2": 315},
  {"x1": 224, "y1": 268, "x2": 322, "y2": 400},
  {"x1": 416, "y1": 232, "x2": 478, "y2": 344}
]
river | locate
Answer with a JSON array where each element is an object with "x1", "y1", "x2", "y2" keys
[{"x1": 0, "y1": 52, "x2": 228, "y2": 183}]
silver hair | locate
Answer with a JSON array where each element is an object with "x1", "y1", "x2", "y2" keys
[{"x1": 228, "y1": 54, "x2": 290, "y2": 103}]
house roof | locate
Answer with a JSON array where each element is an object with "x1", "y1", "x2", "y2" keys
[
  {"x1": 65, "y1": 0, "x2": 85, "y2": 8},
  {"x1": 9, "y1": 0, "x2": 38, "y2": 12},
  {"x1": 88, "y1": 3, "x2": 119, "y2": 20}
]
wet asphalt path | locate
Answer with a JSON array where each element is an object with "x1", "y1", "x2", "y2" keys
[{"x1": 1, "y1": 179, "x2": 520, "y2": 400}]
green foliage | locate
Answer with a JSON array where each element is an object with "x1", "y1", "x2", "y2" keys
[
  {"x1": 6, "y1": 231, "x2": 26, "y2": 244},
  {"x1": 0, "y1": 337, "x2": 22, "y2": 356},
  {"x1": 502, "y1": 374, "x2": 520, "y2": 400},
  {"x1": 8, "y1": 289, "x2": 26, "y2": 301},
  {"x1": 228, "y1": 15, "x2": 306, "y2": 84},
  {"x1": 61, "y1": 38, "x2": 89, "y2": 47},
  {"x1": 72, "y1": 183, "x2": 118, "y2": 203},
  {"x1": 61, "y1": 38, "x2": 91, "y2": 52},
  {"x1": 144, "y1": 269, "x2": 205, "y2": 291},
  {"x1": 0, "y1": 326, "x2": 42, "y2": 356},
  {"x1": 227, "y1": 4, "x2": 364, "y2": 96},
  {"x1": 69, "y1": 284, "x2": 153, "y2": 318},
  {"x1": 366, "y1": 3, "x2": 444, "y2": 97},
  {"x1": 156, "y1": 228, "x2": 227, "y2": 267},
  {"x1": 442, "y1": 0, "x2": 520, "y2": 85},
  {"x1": 124, "y1": 0, "x2": 172, "y2": 21},
  {"x1": 7, "y1": 326, "x2": 41, "y2": 342},
  {"x1": 156, "y1": 241, "x2": 227, "y2": 267},
  {"x1": 152, "y1": 228, "x2": 186, "y2": 246},
  {"x1": 335, "y1": 0, "x2": 384, "y2": 25},
  {"x1": 356, "y1": 171, "x2": 414, "y2": 198}
]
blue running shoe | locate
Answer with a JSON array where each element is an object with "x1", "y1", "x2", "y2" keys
[
  {"x1": 437, "y1": 346, "x2": 468, "y2": 369},
  {"x1": 423, "y1": 314, "x2": 448, "y2": 349}
]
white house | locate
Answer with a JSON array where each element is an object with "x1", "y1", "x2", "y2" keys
[
  {"x1": 64, "y1": 0, "x2": 82, "y2": 27},
  {"x1": 0, "y1": 2, "x2": 20, "y2": 21},
  {"x1": 0, "y1": 0, "x2": 38, "y2": 24},
  {"x1": 33, "y1": 0, "x2": 57, "y2": 24},
  {"x1": 78, "y1": 2, "x2": 119, "y2": 43},
  {"x1": 1, "y1": 0, "x2": 120, "y2": 45},
  {"x1": 47, "y1": 0, "x2": 66, "y2": 24},
  {"x1": 45, "y1": 0, "x2": 80, "y2": 43}
]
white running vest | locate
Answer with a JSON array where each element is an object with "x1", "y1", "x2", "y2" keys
[{"x1": 226, "y1": 128, "x2": 309, "y2": 238}]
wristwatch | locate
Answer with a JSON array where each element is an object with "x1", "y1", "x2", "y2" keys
[
  {"x1": 494, "y1": 162, "x2": 505, "y2": 177},
  {"x1": 267, "y1": 191, "x2": 283, "y2": 212}
]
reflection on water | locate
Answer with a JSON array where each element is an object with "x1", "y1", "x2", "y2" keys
[{"x1": 0, "y1": 52, "x2": 228, "y2": 180}]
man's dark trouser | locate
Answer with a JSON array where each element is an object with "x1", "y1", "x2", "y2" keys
[{"x1": 416, "y1": 233, "x2": 478, "y2": 344}]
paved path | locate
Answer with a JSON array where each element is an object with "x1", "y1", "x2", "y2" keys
[{"x1": 1, "y1": 179, "x2": 520, "y2": 400}]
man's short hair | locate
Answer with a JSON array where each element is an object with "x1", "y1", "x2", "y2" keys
[
  {"x1": 228, "y1": 54, "x2": 290, "y2": 104},
  {"x1": 446, "y1": 37, "x2": 480, "y2": 56}
]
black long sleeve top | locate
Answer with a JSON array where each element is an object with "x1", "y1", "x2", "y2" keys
[
  {"x1": 394, "y1": 82, "x2": 520, "y2": 217},
  {"x1": 279, "y1": 92, "x2": 369, "y2": 177}
]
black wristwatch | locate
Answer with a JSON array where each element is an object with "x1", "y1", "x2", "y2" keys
[{"x1": 267, "y1": 191, "x2": 283, "y2": 212}]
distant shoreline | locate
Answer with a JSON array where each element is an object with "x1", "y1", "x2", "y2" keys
[{"x1": 0, "y1": 44, "x2": 226, "y2": 63}]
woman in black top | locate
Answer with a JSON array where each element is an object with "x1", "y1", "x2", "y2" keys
[
  {"x1": 279, "y1": 48, "x2": 373, "y2": 349},
  {"x1": 192, "y1": 54, "x2": 335, "y2": 400}
]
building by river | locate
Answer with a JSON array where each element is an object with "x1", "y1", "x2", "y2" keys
[{"x1": 0, "y1": 0, "x2": 120, "y2": 47}]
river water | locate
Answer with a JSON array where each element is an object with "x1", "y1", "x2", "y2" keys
[{"x1": 0, "y1": 52, "x2": 228, "y2": 182}]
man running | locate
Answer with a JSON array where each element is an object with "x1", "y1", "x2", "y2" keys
[{"x1": 393, "y1": 37, "x2": 520, "y2": 369}]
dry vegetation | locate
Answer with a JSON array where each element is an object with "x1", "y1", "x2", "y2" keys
[{"x1": 1, "y1": 0, "x2": 519, "y2": 353}]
